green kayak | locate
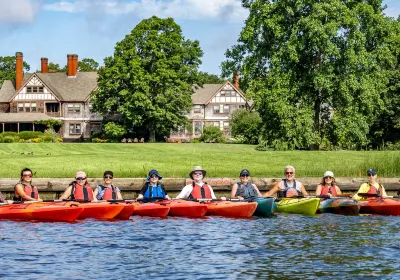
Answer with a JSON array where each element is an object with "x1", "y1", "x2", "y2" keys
[
  {"x1": 253, "y1": 197, "x2": 276, "y2": 217},
  {"x1": 276, "y1": 198, "x2": 320, "y2": 215}
]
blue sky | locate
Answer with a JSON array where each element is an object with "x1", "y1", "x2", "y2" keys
[{"x1": 1, "y1": 0, "x2": 399, "y2": 76}]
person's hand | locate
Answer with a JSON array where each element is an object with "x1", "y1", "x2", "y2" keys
[{"x1": 220, "y1": 197, "x2": 226, "y2": 201}]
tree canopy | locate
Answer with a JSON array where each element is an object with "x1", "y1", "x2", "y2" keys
[
  {"x1": 78, "y1": 58, "x2": 99, "y2": 72},
  {"x1": 0, "y1": 55, "x2": 30, "y2": 87},
  {"x1": 198, "y1": 71, "x2": 225, "y2": 84},
  {"x1": 92, "y1": 16, "x2": 203, "y2": 142},
  {"x1": 222, "y1": 0, "x2": 400, "y2": 150}
]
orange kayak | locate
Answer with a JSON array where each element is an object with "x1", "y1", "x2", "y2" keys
[
  {"x1": 114, "y1": 203, "x2": 135, "y2": 220},
  {"x1": 132, "y1": 202, "x2": 170, "y2": 217},
  {"x1": 0, "y1": 202, "x2": 83, "y2": 222},
  {"x1": 76, "y1": 202, "x2": 125, "y2": 219},
  {"x1": 359, "y1": 198, "x2": 400, "y2": 216},
  {"x1": 157, "y1": 200, "x2": 208, "y2": 218},
  {"x1": 206, "y1": 201, "x2": 257, "y2": 218}
]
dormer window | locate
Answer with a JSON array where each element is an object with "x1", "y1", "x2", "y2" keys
[{"x1": 26, "y1": 86, "x2": 44, "y2": 93}]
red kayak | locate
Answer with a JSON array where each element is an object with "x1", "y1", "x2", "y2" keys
[
  {"x1": 0, "y1": 202, "x2": 83, "y2": 222},
  {"x1": 77, "y1": 202, "x2": 125, "y2": 219},
  {"x1": 114, "y1": 203, "x2": 135, "y2": 220},
  {"x1": 157, "y1": 200, "x2": 208, "y2": 218},
  {"x1": 359, "y1": 198, "x2": 400, "y2": 216},
  {"x1": 206, "y1": 201, "x2": 257, "y2": 218},
  {"x1": 132, "y1": 202, "x2": 170, "y2": 217}
]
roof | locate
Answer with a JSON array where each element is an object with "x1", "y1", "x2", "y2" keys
[
  {"x1": 191, "y1": 84, "x2": 223, "y2": 104},
  {"x1": 0, "y1": 72, "x2": 97, "y2": 102},
  {"x1": 0, "y1": 113, "x2": 53, "y2": 122}
]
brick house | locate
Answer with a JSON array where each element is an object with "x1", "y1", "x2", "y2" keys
[{"x1": 0, "y1": 52, "x2": 102, "y2": 141}]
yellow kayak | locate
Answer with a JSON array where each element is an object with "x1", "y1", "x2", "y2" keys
[{"x1": 276, "y1": 198, "x2": 320, "y2": 215}]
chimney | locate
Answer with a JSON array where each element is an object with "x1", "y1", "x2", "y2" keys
[
  {"x1": 41, "y1": 57, "x2": 48, "y2": 73},
  {"x1": 67, "y1": 54, "x2": 79, "y2": 77},
  {"x1": 15, "y1": 52, "x2": 23, "y2": 91},
  {"x1": 234, "y1": 71, "x2": 239, "y2": 89}
]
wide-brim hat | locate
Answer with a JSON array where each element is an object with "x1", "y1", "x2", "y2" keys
[
  {"x1": 323, "y1": 171, "x2": 334, "y2": 178},
  {"x1": 189, "y1": 166, "x2": 206, "y2": 180},
  {"x1": 146, "y1": 169, "x2": 163, "y2": 180}
]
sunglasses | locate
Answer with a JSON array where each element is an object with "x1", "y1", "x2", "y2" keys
[
  {"x1": 104, "y1": 176, "x2": 113, "y2": 179},
  {"x1": 150, "y1": 175, "x2": 158, "y2": 178},
  {"x1": 240, "y1": 174, "x2": 249, "y2": 177},
  {"x1": 367, "y1": 174, "x2": 376, "y2": 177},
  {"x1": 76, "y1": 177, "x2": 86, "y2": 180},
  {"x1": 324, "y1": 176, "x2": 333, "y2": 179},
  {"x1": 285, "y1": 172, "x2": 294, "y2": 175},
  {"x1": 23, "y1": 174, "x2": 32, "y2": 177},
  {"x1": 193, "y1": 172, "x2": 203, "y2": 176}
]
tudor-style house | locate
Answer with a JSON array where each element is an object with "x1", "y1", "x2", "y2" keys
[
  {"x1": 0, "y1": 52, "x2": 102, "y2": 141},
  {"x1": 170, "y1": 78, "x2": 252, "y2": 139}
]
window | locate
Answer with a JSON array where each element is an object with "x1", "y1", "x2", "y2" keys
[
  {"x1": 68, "y1": 103, "x2": 81, "y2": 113},
  {"x1": 213, "y1": 121, "x2": 220, "y2": 127},
  {"x1": 26, "y1": 86, "x2": 44, "y2": 93},
  {"x1": 31, "y1": 103, "x2": 37, "y2": 112},
  {"x1": 18, "y1": 103, "x2": 24, "y2": 112},
  {"x1": 223, "y1": 105, "x2": 230, "y2": 113},
  {"x1": 69, "y1": 123, "x2": 81, "y2": 135},
  {"x1": 194, "y1": 121, "x2": 202, "y2": 135},
  {"x1": 194, "y1": 105, "x2": 201, "y2": 113},
  {"x1": 223, "y1": 121, "x2": 230, "y2": 129},
  {"x1": 17, "y1": 102, "x2": 36, "y2": 112}
]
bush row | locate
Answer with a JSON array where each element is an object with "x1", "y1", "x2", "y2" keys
[{"x1": 0, "y1": 130, "x2": 63, "y2": 143}]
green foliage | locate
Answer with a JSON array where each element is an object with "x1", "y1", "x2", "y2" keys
[
  {"x1": 18, "y1": 131, "x2": 44, "y2": 140},
  {"x1": 104, "y1": 122, "x2": 127, "y2": 138},
  {"x1": 47, "y1": 62, "x2": 66, "y2": 72},
  {"x1": 200, "y1": 126, "x2": 225, "y2": 143},
  {"x1": 197, "y1": 71, "x2": 225, "y2": 84},
  {"x1": 222, "y1": 0, "x2": 398, "y2": 150},
  {"x1": 230, "y1": 109, "x2": 261, "y2": 144},
  {"x1": 78, "y1": 58, "x2": 99, "y2": 72},
  {"x1": 92, "y1": 16, "x2": 203, "y2": 142},
  {"x1": 0, "y1": 55, "x2": 30, "y2": 86},
  {"x1": 3, "y1": 136, "x2": 17, "y2": 143},
  {"x1": 34, "y1": 119, "x2": 63, "y2": 129}
]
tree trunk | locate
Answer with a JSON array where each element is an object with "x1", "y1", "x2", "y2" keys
[
  {"x1": 311, "y1": 92, "x2": 321, "y2": 150},
  {"x1": 148, "y1": 122, "x2": 156, "y2": 142}
]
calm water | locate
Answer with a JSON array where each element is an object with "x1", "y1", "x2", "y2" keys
[{"x1": 0, "y1": 214, "x2": 399, "y2": 280}]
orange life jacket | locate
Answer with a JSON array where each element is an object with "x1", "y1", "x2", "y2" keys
[
  {"x1": 99, "y1": 185, "x2": 117, "y2": 200},
  {"x1": 13, "y1": 183, "x2": 39, "y2": 202},
  {"x1": 319, "y1": 185, "x2": 338, "y2": 196},
  {"x1": 189, "y1": 182, "x2": 212, "y2": 199},
  {"x1": 367, "y1": 183, "x2": 383, "y2": 196},
  {"x1": 71, "y1": 182, "x2": 94, "y2": 201}
]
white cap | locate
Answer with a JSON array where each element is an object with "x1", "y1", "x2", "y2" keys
[{"x1": 324, "y1": 171, "x2": 334, "y2": 177}]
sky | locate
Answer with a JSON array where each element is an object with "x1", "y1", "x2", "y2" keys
[{"x1": 0, "y1": 0, "x2": 400, "y2": 76}]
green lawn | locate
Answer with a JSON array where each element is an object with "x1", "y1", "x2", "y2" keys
[{"x1": 0, "y1": 143, "x2": 399, "y2": 178}]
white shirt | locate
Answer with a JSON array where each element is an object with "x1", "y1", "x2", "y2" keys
[{"x1": 176, "y1": 183, "x2": 217, "y2": 199}]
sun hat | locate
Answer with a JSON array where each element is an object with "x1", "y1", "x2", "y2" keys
[
  {"x1": 189, "y1": 166, "x2": 206, "y2": 180},
  {"x1": 146, "y1": 169, "x2": 163, "y2": 180},
  {"x1": 367, "y1": 168, "x2": 377, "y2": 175},
  {"x1": 103, "y1": 170, "x2": 113, "y2": 177},
  {"x1": 240, "y1": 169, "x2": 250, "y2": 176},
  {"x1": 75, "y1": 171, "x2": 86, "y2": 178},
  {"x1": 324, "y1": 171, "x2": 334, "y2": 178}
]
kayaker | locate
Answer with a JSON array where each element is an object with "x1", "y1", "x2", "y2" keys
[
  {"x1": 353, "y1": 168, "x2": 387, "y2": 200},
  {"x1": 137, "y1": 169, "x2": 171, "y2": 200},
  {"x1": 231, "y1": 169, "x2": 262, "y2": 200},
  {"x1": 176, "y1": 166, "x2": 224, "y2": 200},
  {"x1": 13, "y1": 168, "x2": 41, "y2": 202},
  {"x1": 93, "y1": 171, "x2": 123, "y2": 200},
  {"x1": 264, "y1": 165, "x2": 309, "y2": 197},
  {"x1": 59, "y1": 171, "x2": 97, "y2": 201},
  {"x1": 315, "y1": 171, "x2": 342, "y2": 197}
]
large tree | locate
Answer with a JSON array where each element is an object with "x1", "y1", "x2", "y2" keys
[
  {"x1": 78, "y1": 58, "x2": 99, "y2": 72},
  {"x1": 92, "y1": 16, "x2": 203, "y2": 142},
  {"x1": 0, "y1": 56, "x2": 30, "y2": 87},
  {"x1": 222, "y1": 0, "x2": 397, "y2": 150}
]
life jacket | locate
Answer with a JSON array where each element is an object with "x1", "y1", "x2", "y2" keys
[
  {"x1": 367, "y1": 183, "x2": 383, "y2": 196},
  {"x1": 319, "y1": 184, "x2": 338, "y2": 196},
  {"x1": 278, "y1": 179, "x2": 302, "y2": 198},
  {"x1": 98, "y1": 185, "x2": 118, "y2": 200},
  {"x1": 13, "y1": 182, "x2": 39, "y2": 202},
  {"x1": 143, "y1": 182, "x2": 166, "y2": 198},
  {"x1": 0, "y1": 191, "x2": 4, "y2": 203},
  {"x1": 235, "y1": 182, "x2": 258, "y2": 200},
  {"x1": 189, "y1": 182, "x2": 212, "y2": 199},
  {"x1": 70, "y1": 181, "x2": 94, "y2": 201}
]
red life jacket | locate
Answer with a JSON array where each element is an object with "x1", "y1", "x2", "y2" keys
[
  {"x1": 189, "y1": 182, "x2": 212, "y2": 199},
  {"x1": 13, "y1": 183, "x2": 38, "y2": 201},
  {"x1": 100, "y1": 185, "x2": 117, "y2": 200},
  {"x1": 319, "y1": 184, "x2": 337, "y2": 196},
  {"x1": 367, "y1": 183, "x2": 383, "y2": 196},
  {"x1": 71, "y1": 182, "x2": 94, "y2": 201}
]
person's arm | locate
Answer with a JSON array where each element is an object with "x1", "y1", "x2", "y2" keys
[
  {"x1": 253, "y1": 184, "x2": 263, "y2": 197},
  {"x1": 209, "y1": 186, "x2": 218, "y2": 199},
  {"x1": 15, "y1": 184, "x2": 37, "y2": 201},
  {"x1": 335, "y1": 185, "x2": 342, "y2": 195},
  {"x1": 301, "y1": 183, "x2": 309, "y2": 197},
  {"x1": 381, "y1": 185, "x2": 387, "y2": 197},
  {"x1": 231, "y1": 183, "x2": 241, "y2": 199},
  {"x1": 137, "y1": 194, "x2": 144, "y2": 200},
  {"x1": 352, "y1": 183, "x2": 367, "y2": 200},
  {"x1": 315, "y1": 184, "x2": 322, "y2": 196},
  {"x1": 176, "y1": 185, "x2": 191, "y2": 199},
  {"x1": 93, "y1": 187, "x2": 99, "y2": 200},
  {"x1": 117, "y1": 189, "x2": 123, "y2": 200},
  {"x1": 264, "y1": 182, "x2": 280, "y2": 197},
  {"x1": 59, "y1": 186, "x2": 72, "y2": 200}
]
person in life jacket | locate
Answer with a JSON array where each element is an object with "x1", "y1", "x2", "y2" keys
[
  {"x1": 353, "y1": 168, "x2": 387, "y2": 200},
  {"x1": 59, "y1": 171, "x2": 97, "y2": 201},
  {"x1": 137, "y1": 169, "x2": 171, "y2": 200},
  {"x1": 315, "y1": 171, "x2": 342, "y2": 197},
  {"x1": 231, "y1": 169, "x2": 262, "y2": 200},
  {"x1": 176, "y1": 166, "x2": 225, "y2": 200},
  {"x1": 93, "y1": 171, "x2": 123, "y2": 200},
  {"x1": 264, "y1": 165, "x2": 309, "y2": 198},
  {"x1": 13, "y1": 168, "x2": 41, "y2": 202}
]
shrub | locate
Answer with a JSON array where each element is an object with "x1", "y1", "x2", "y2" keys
[
  {"x1": 92, "y1": 138, "x2": 108, "y2": 143},
  {"x1": 19, "y1": 139, "x2": 25, "y2": 143},
  {"x1": 230, "y1": 109, "x2": 262, "y2": 144},
  {"x1": 55, "y1": 137, "x2": 63, "y2": 142},
  {"x1": 0, "y1": 132, "x2": 18, "y2": 138},
  {"x1": 200, "y1": 126, "x2": 225, "y2": 143},
  {"x1": 31, "y1": 138, "x2": 41, "y2": 143},
  {"x1": 3, "y1": 136, "x2": 16, "y2": 143},
  {"x1": 18, "y1": 131, "x2": 44, "y2": 140},
  {"x1": 41, "y1": 135, "x2": 53, "y2": 143}
]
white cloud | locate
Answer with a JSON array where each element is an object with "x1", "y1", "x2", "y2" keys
[
  {"x1": 0, "y1": 0, "x2": 41, "y2": 24},
  {"x1": 43, "y1": 0, "x2": 248, "y2": 22}
]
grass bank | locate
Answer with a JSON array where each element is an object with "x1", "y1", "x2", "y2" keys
[{"x1": 0, "y1": 143, "x2": 399, "y2": 178}]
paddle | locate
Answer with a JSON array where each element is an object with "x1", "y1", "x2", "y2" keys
[
  {"x1": 275, "y1": 195, "x2": 331, "y2": 201},
  {"x1": 357, "y1": 193, "x2": 400, "y2": 199}
]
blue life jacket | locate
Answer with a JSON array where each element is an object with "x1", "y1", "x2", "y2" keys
[{"x1": 143, "y1": 183, "x2": 166, "y2": 198}]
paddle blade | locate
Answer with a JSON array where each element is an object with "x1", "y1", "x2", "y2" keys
[{"x1": 357, "y1": 193, "x2": 380, "y2": 198}]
